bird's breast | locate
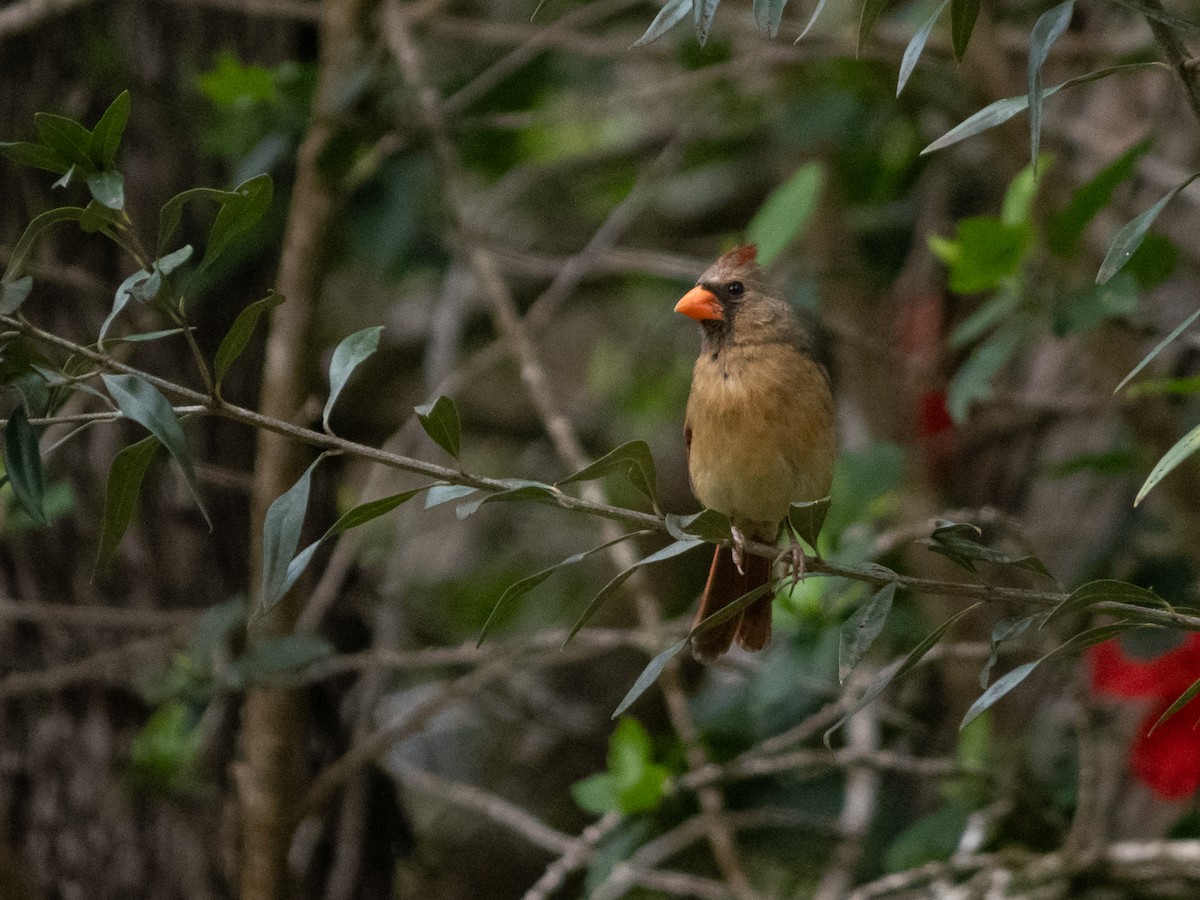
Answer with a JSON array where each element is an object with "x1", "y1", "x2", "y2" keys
[{"x1": 685, "y1": 345, "x2": 835, "y2": 535}]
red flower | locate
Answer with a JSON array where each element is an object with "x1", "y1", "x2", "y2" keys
[{"x1": 1090, "y1": 633, "x2": 1200, "y2": 799}]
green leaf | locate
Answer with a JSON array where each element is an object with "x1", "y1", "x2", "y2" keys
[
  {"x1": 101, "y1": 374, "x2": 210, "y2": 529},
  {"x1": 693, "y1": 0, "x2": 719, "y2": 44},
  {"x1": 2, "y1": 206, "x2": 85, "y2": 286},
  {"x1": 858, "y1": 0, "x2": 894, "y2": 54},
  {"x1": 825, "y1": 602, "x2": 985, "y2": 747},
  {"x1": 278, "y1": 486, "x2": 430, "y2": 601},
  {"x1": 980, "y1": 614, "x2": 1039, "y2": 688},
  {"x1": 52, "y1": 165, "x2": 77, "y2": 190},
  {"x1": 1001, "y1": 157, "x2": 1049, "y2": 226},
  {"x1": 746, "y1": 162, "x2": 825, "y2": 266},
  {"x1": 100, "y1": 270, "x2": 151, "y2": 343},
  {"x1": 797, "y1": 0, "x2": 831, "y2": 41},
  {"x1": 259, "y1": 454, "x2": 326, "y2": 610},
  {"x1": 225, "y1": 634, "x2": 334, "y2": 687},
  {"x1": 157, "y1": 174, "x2": 273, "y2": 265},
  {"x1": 33, "y1": 113, "x2": 95, "y2": 171},
  {"x1": 94, "y1": 435, "x2": 160, "y2": 572},
  {"x1": 0, "y1": 141, "x2": 70, "y2": 174},
  {"x1": 0, "y1": 277, "x2": 33, "y2": 315},
  {"x1": 1048, "y1": 138, "x2": 1151, "y2": 257},
  {"x1": 1136, "y1": 422, "x2": 1200, "y2": 506},
  {"x1": 922, "y1": 64, "x2": 1155, "y2": 155},
  {"x1": 455, "y1": 480, "x2": 561, "y2": 519},
  {"x1": 922, "y1": 519, "x2": 1053, "y2": 577},
  {"x1": 1149, "y1": 675, "x2": 1200, "y2": 736},
  {"x1": 479, "y1": 530, "x2": 652, "y2": 646},
  {"x1": 897, "y1": 0, "x2": 948, "y2": 96},
  {"x1": 1098, "y1": 174, "x2": 1200, "y2": 284},
  {"x1": 79, "y1": 198, "x2": 125, "y2": 235},
  {"x1": 607, "y1": 718, "x2": 669, "y2": 813},
  {"x1": 203, "y1": 173, "x2": 273, "y2": 270},
  {"x1": 557, "y1": 440, "x2": 658, "y2": 507},
  {"x1": 663, "y1": 508, "x2": 732, "y2": 543},
  {"x1": 567, "y1": 539, "x2": 704, "y2": 645},
  {"x1": 631, "y1": 0, "x2": 692, "y2": 47},
  {"x1": 613, "y1": 638, "x2": 689, "y2": 718},
  {"x1": 840, "y1": 583, "x2": 896, "y2": 683},
  {"x1": 86, "y1": 170, "x2": 124, "y2": 210},
  {"x1": 1028, "y1": 0, "x2": 1074, "y2": 171},
  {"x1": 948, "y1": 289, "x2": 1019, "y2": 350},
  {"x1": 788, "y1": 496, "x2": 831, "y2": 549},
  {"x1": 323, "y1": 325, "x2": 382, "y2": 432},
  {"x1": 424, "y1": 483, "x2": 476, "y2": 508},
  {"x1": 414, "y1": 395, "x2": 461, "y2": 460},
  {"x1": 950, "y1": 0, "x2": 979, "y2": 60},
  {"x1": 88, "y1": 91, "x2": 131, "y2": 170},
  {"x1": 946, "y1": 319, "x2": 1024, "y2": 422},
  {"x1": 753, "y1": 0, "x2": 789, "y2": 37},
  {"x1": 3, "y1": 406, "x2": 46, "y2": 525},
  {"x1": 689, "y1": 580, "x2": 779, "y2": 644},
  {"x1": 961, "y1": 621, "x2": 1149, "y2": 729},
  {"x1": 571, "y1": 773, "x2": 621, "y2": 814},
  {"x1": 214, "y1": 290, "x2": 285, "y2": 395},
  {"x1": 930, "y1": 217, "x2": 1032, "y2": 294},
  {"x1": 1043, "y1": 579, "x2": 1168, "y2": 626},
  {"x1": 1115, "y1": 309, "x2": 1200, "y2": 395}
]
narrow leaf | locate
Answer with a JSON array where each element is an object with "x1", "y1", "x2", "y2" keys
[
  {"x1": 980, "y1": 614, "x2": 1039, "y2": 688},
  {"x1": 100, "y1": 270, "x2": 152, "y2": 343},
  {"x1": 101, "y1": 374, "x2": 210, "y2": 528},
  {"x1": 1097, "y1": 175, "x2": 1200, "y2": 284},
  {"x1": 0, "y1": 141, "x2": 70, "y2": 174},
  {"x1": 921, "y1": 63, "x2": 1156, "y2": 156},
  {"x1": 796, "y1": 0, "x2": 830, "y2": 41},
  {"x1": 756, "y1": 0, "x2": 789, "y2": 37},
  {"x1": 424, "y1": 483, "x2": 476, "y2": 508},
  {"x1": 0, "y1": 277, "x2": 33, "y2": 315},
  {"x1": 825, "y1": 602, "x2": 984, "y2": 747},
  {"x1": 898, "y1": 0, "x2": 949, "y2": 96},
  {"x1": 1149, "y1": 675, "x2": 1200, "y2": 735},
  {"x1": 1043, "y1": 578, "x2": 1167, "y2": 625},
  {"x1": 202, "y1": 173, "x2": 273, "y2": 270},
  {"x1": 694, "y1": 0, "x2": 719, "y2": 44},
  {"x1": 260, "y1": 454, "x2": 326, "y2": 610},
  {"x1": 3, "y1": 406, "x2": 46, "y2": 525},
  {"x1": 1114, "y1": 308, "x2": 1200, "y2": 394},
  {"x1": 858, "y1": 0, "x2": 893, "y2": 54},
  {"x1": 950, "y1": 0, "x2": 979, "y2": 61},
  {"x1": 566, "y1": 539, "x2": 704, "y2": 645},
  {"x1": 664, "y1": 508, "x2": 732, "y2": 543},
  {"x1": 557, "y1": 440, "x2": 658, "y2": 507},
  {"x1": 1028, "y1": 0, "x2": 1074, "y2": 171},
  {"x1": 746, "y1": 162, "x2": 825, "y2": 266},
  {"x1": 947, "y1": 319, "x2": 1024, "y2": 422},
  {"x1": 839, "y1": 583, "x2": 896, "y2": 683},
  {"x1": 2, "y1": 207, "x2": 85, "y2": 285},
  {"x1": 94, "y1": 435, "x2": 160, "y2": 572},
  {"x1": 214, "y1": 291, "x2": 284, "y2": 394},
  {"x1": 89, "y1": 91, "x2": 131, "y2": 170},
  {"x1": 1049, "y1": 138, "x2": 1152, "y2": 257},
  {"x1": 612, "y1": 639, "x2": 689, "y2": 718},
  {"x1": 961, "y1": 661, "x2": 1038, "y2": 730},
  {"x1": 323, "y1": 326, "x2": 382, "y2": 432},
  {"x1": 689, "y1": 579, "x2": 779, "y2": 641},
  {"x1": 632, "y1": 0, "x2": 692, "y2": 47},
  {"x1": 478, "y1": 530, "x2": 651, "y2": 646},
  {"x1": 1136, "y1": 422, "x2": 1200, "y2": 506},
  {"x1": 456, "y1": 482, "x2": 561, "y2": 519},
  {"x1": 34, "y1": 113, "x2": 95, "y2": 170},
  {"x1": 414, "y1": 395, "x2": 461, "y2": 460}
]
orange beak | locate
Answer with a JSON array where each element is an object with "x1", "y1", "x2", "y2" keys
[{"x1": 675, "y1": 286, "x2": 724, "y2": 322}]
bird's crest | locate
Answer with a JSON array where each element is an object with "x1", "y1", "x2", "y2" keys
[{"x1": 721, "y1": 244, "x2": 758, "y2": 268}]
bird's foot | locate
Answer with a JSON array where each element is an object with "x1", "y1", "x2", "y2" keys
[
  {"x1": 775, "y1": 530, "x2": 808, "y2": 589},
  {"x1": 730, "y1": 524, "x2": 749, "y2": 576}
]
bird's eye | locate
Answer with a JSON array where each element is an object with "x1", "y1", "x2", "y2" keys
[{"x1": 727, "y1": 281, "x2": 744, "y2": 296}]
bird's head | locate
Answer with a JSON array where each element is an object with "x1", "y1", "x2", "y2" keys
[{"x1": 675, "y1": 244, "x2": 772, "y2": 344}]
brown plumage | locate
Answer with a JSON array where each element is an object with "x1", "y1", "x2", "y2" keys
[{"x1": 676, "y1": 244, "x2": 837, "y2": 661}]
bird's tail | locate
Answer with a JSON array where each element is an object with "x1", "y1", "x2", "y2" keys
[{"x1": 690, "y1": 546, "x2": 772, "y2": 662}]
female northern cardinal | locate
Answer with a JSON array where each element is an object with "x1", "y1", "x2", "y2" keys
[{"x1": 676, "y1": 244, "x2": 836, "y2": 661}]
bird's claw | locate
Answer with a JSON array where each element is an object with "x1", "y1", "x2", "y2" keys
[
  {"x1": 776, "y1": 531, "x2": 807, "y2": 589},
  {"x1": 730, "y1": 524, "x2": 748, "y2": 576}
]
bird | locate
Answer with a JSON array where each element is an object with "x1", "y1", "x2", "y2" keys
[{"x1": 675, "y1": 244, "x2": 837, "y2": 661}]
